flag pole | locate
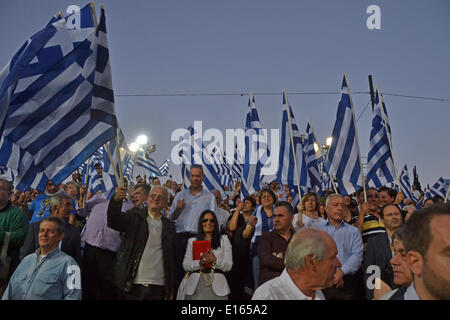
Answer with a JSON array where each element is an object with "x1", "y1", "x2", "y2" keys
[
  {"x1": 89, "y1": 2, "x2": 98, "y2": 27},
  {"x1": 377, "y1": 85, "x2": 400, "y2": 188},
  {"x1": 330, "y1": 175, "x2": 339, "y2": 194},
  {"x1": 81, "y1": 156, "x2": 92, "y2": 208},
  {"x1": 345, "y1": 73, "x2": 367, "y2": 202},
  {"x1": 445, "y1": 186, "x2": 450, "y2": 203},
  {"x1": 284, "y1": 89, "x2": 302, "y2": 199}
]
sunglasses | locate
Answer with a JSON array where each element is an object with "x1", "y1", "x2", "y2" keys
[{"x1": 202, "y1": 218, "x2": 216, "y2": 224}]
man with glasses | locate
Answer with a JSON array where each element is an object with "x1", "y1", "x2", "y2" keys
[{"x1": 107, "y1": 185, "x2": 176, "y2": 300}]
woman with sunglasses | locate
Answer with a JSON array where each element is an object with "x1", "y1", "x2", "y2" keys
[{"x1": 178, "y1": 210, "x2": 232, "y2": 300}]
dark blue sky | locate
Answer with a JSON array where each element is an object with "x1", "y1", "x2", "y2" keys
[{"x1": 1, "y1": 0, "x2": 449, "y2": 186}]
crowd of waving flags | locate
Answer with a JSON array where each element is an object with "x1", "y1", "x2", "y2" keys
[{"x1": 0, "y1": 4, "x2": 447, "y2": 204}]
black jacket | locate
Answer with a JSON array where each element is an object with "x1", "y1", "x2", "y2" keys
[
  {"x1": 107, "y1": 198, "x2": 176, "y2": 298},
  {"x1": 20, "y1": 219, "x2": 82, "y2": 265}
]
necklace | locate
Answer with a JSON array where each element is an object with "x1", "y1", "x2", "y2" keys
[{"x1": 202, "y1": 269, "x2": 214, "y2": 287}]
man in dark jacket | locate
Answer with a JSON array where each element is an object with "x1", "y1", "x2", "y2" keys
[
  {"x1": 21, "y1": 193, "x2": 81, "y2": 265},
  {"x1": 108, "y1": 185, "x2": 176, "y2": 300}
]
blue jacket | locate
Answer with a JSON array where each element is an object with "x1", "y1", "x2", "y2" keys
[{"x1": 2, "y1": 248, "x2": 81, "y2": 300}]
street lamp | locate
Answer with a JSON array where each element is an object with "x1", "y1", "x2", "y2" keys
[
  {"x1": 129, "y1": 142, "x2": 139, "y2": 152},
  {"x1": 136, "y1": 134, "x2": 148, "y2": 146},
  {"x1": 326, "y1": 137, "x2": 333, "y2": 148}
]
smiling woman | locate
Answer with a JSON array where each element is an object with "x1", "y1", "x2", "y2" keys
[{"x1": 178, "y1": 210, "x2": 233, "y2": 300}]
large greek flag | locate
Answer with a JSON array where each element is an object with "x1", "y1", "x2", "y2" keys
[
  {"x1": 276, "y1": 90, "x2": 309, "y2": 196},
  {"x1": 366, "y1": 88, "x2": 396, "y2": 188},
  {"x1": 324, "y1": 75, "x2": 363, "y2": 195},
  {"x1": 0, "y1": 5, "x2": 117, "y2": 191},
  {"x1": 304, "y1": 121, "x2": 323, "y2": 195},
  {"x1": 399, "y1": 164, "x2": 414, "y2": 200},
  {"x1": 430, "y1": 176, "x2": 446, "y2": 199}
]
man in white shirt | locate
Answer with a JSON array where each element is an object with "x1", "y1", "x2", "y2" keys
[
  {"x1": 167, "y1": 165, "x2": 217, "y2": 289},
  {"x1": 252, "y1": 227, "x2": 341, "y2": 300}
]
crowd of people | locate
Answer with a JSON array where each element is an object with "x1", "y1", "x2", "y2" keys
[{"x1": 0, "y1": 164, "x2": 449, "y2": 300}]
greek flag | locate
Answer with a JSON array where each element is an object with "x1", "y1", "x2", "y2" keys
[
  {"x1": 135, "y1": 150, "x2": 160, "y2": 177},
  {"x1": 276, "y1": 90, "x2": 309, "y2": 196},
  {"x1": 304, "y1": 121, "x2": 323, "y2": 195},
  {"x1": 0, "y1": 5, "x2": 117, "y2": 192},
  {"x1": 430, "y1": 177, "x2": 446, "y2": 199},
  {"x1": 159, "y1": 159, "x2": 170, "y2": 176},
  {"x1": 324, "y1": 75, "x2": 363, "y2": 196},
  {"x1": 399, "y1": 164, "x2": 414, "y2": 200},
  {"x1": 416, "y1": 185, "x2": 432, "y2": 209},
  {"x1": 87, "y1": 161, "x2": 106, "y2": 194},
  {"x1": 231, "y1": 141, "x2": 244, "y2": 183},
  {"x1": 178, "y1": 125, "x2": 226, "y2": 198},
  {"x1": 366, "y1": 88, "x2": 396, "y2": 188},
  {"x1": 102, "y1": 128, "x2": 126, "y2": 199},
  {"x1": 242, "y1": 94, "x2": 265, "y2": 197}
]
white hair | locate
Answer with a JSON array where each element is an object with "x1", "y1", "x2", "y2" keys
[
  {"x1": 284, "y1": 227, "x2": 328, "y2": 271},
  {"x1": 325, "y1": 193, "x2": 343, "y2": 207}
]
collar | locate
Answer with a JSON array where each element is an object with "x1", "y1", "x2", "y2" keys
[
  {"x1": 35, "y1": 247, "x2": 61, "y2": 258},
  {"x1": 324, "y1": 218, "x2": 345, "y2": 228},
  {"x1": 404, "y1": 282, "x2": 421, "y2": 300},
  {"x1": 279, "y1": 269, "x2": 324, "y2": 300}
]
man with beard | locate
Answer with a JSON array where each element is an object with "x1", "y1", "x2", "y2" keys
[{"x1": 401, "y1": 203, "x2": 450, "y2": 300}]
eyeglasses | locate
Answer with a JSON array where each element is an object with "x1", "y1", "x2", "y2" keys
[
  {"x1": 149, "y1": 194, "x2": 164, "y2": 201},
  {"x1": 202, "y1": 218, "x2": 216, "y2": 224}
]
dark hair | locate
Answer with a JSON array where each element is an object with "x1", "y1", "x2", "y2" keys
[
  {"x1": 0, "y1": 179, "x2": 13, "y2": 193},
  {"x1": 243, "y1": 196, "x2": 257, "y2": 208},
  {"x1": 378, "y1": 186, "x2": 397, "y2": 199},
  {"x1": 197, "y1": 210, "x2": 221, "y2": 250},
  {"x1": 301, "y1": 192, "x2": 320, "y2": 211},
  {"x1": 379, "y1": 203, "x2": 401, "y2": 218},
  {"x1": 274, "y1": 201, "x2": 294, "y2": 215},
  {"x1": 191, "y1": 164, "x2": 204, "y2": 173},
  {"x1": 391, "y1": 228, "x2": 404, "y2": 244},
  {"x1": 356, "y1": 187, "x2": 378, "y2": 199},
  {"x1": 258, "y1": 188, "x2": 277, "y2": 205},
  {"x1": 41, "y1": 216, "x2": 65, "y2": 234},
  {"x1": 135, "y1": 183, "x2": 151, "y2": 195},
  {"x1": 402, "y1": 203, "x2": 450, "y2": 257}
]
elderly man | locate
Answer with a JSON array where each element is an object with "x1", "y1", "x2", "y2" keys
[
  {"x1": 108, "y1": 185, "x2": 176, "y2": 300},
  {"x1": 252, "y1": 227, "x2": 341, "y2": 300},
  {"x1": 2, "y1": 216, "x2": 81, "y2": 300},
  {"x1": 400, "y1": 203, "x2": 450, "y2": 300},
  {"x1": 316, "y1": 194, "x2": 364, "y2": 300},
  {"x1": 257, "y1": 201, "x2": 295, "y2": 285},
  {"x1": 167, "y1": 165, "x2": 217, "y2": 289},
  {"x1": 21, "y1": 193, "x2": 81, "y2": 265},
  {"x1": 0, "y1": 179, "x2": 29, "y2": 291}
]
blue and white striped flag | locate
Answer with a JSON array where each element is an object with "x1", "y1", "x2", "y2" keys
[
  {"x1": 0, "y1": 5, "x2": 117, "y2": 192},
  {"x1": 304, "y1": 121, "x2": 323, "y2": 195},
  {"x1": 324, "y1": 75, "x2": 363, "y2": 196},
  {"x1": 135, "y1": 150, "x2": 161, "y2": 177},
  {"x1": 242, "y1": 93, "x2": 267, "y2": 197},
  {"x1": 178, "y1": 124, "x2": 226, "y2": 198},
  {"x1": 366, "y1": 88, "x2": 396, "y2": 188},
  {"x1": 102, "y1": 128, "x2": 126, "y2": 199},
  {"x1": 276, "y1": 90, "x2": 310, "y2": 197},
  {"x1": 159, "y1": 159, "x2": 170, "y2": 176},
  {"x1": 416, "y1": 185, "x2": 432, "y2": 209},
  {"x1": 87, "y1": 161, "x2": 106, "y2": 194},
  {"x1": 399, "y1": 164, "x2": 414, "y2": 200},
  {"x1": 430, "y1": 177, "x2": 446, "y2": 199}
]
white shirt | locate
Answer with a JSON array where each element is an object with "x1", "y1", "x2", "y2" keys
[
  {"x1": 292, "y1": 214, "x2": 325, "y2": 231},
  {"x1": 168, "y1": 188, "x2": 217, "y2": 233},
  {"x1": 252, "y1": 268, "x2": 326, "y2": 300}
]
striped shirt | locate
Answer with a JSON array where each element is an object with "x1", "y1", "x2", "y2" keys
[{"x1": 350, "y1": 214, "x2": 386, "y2": 248}]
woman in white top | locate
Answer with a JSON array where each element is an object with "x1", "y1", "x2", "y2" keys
[
  {"x1": 293, "y1": 192, "x2": 325, "y2": 230},
  {"x1": 179, "y1": 210, "x2": 233, "y2": 300}
]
